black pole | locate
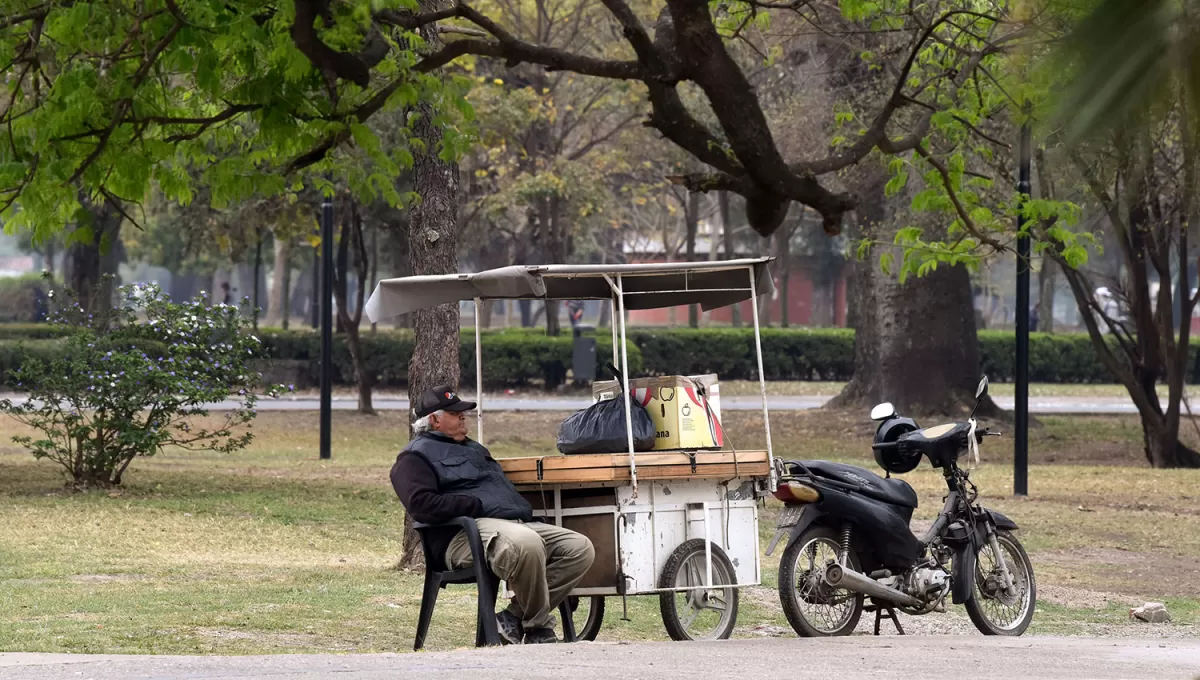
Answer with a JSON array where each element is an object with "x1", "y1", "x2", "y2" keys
[
  {"x1": 319, "y1": 187, "x2": 334, "y2": 460},
  {"x1": 1014, "y1": 120, "x2": 1032, "y2": 497}
]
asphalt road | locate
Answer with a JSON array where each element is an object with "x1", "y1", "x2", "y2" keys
[
  {"x1": 2, "y1": 637, "x2": 1198, "y2": 680},
  {"x1": 199, "y1": 394, "x2": 1141, "y2": 414}
]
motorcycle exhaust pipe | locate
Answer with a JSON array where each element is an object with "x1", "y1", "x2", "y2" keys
[{"x1": 824, "y1": 563, "x2": 922, "y2": 608}]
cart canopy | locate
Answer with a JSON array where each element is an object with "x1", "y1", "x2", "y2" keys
[{"x1": 364, "y1": 258, "x2": 775, "y2": 323}]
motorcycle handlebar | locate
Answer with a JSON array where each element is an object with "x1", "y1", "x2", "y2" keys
[{"x1": 974, "y1": 428, "x2": 1003, "y2": 442}]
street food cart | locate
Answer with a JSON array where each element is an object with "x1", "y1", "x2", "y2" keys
[{"x1": 365, "y1": 259, "x2": 779, "y2": 641}]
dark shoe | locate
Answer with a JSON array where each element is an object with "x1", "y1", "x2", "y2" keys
[
  {"x1": 496, "y1": 610, "x2": 524, "y2": 645},
  {"x1": 523, "y1": 627, "x2": 557, "y2": 644}
]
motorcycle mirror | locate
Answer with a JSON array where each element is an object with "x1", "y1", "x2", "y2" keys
[
  {"x1": 870, "y1": 402, "x2": 896, "y2": 421},
  {"x1": 975, "y1": 375, "x2": 989, "y2": 401}
]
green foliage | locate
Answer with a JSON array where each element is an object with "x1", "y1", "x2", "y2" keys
[
  {"x1": 0, "y1": 284, "x2": 285, "y2": 487},
  {"x1": 833, "y1": 0, "x2": 1094, "y2": 283},
  {"x1": 0, "y1": 1, "x2": 471, "y2": 241}
]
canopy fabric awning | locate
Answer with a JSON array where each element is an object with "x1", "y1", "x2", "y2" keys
[{"x1": 364, "y1": 258, "x2": 775, "y2": 323}]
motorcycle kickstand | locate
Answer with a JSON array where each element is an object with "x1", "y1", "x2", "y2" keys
[{"x1": 868, "y1": 600, "x2": 905, "y2": 636}]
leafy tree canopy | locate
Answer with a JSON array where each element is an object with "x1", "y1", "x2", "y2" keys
[
  {"x1": 0, "y1": 0, "x2": 1047, "y2": 252},
  {"x1": 0, "y1": 0, "x2": 472, "y2": 243}
]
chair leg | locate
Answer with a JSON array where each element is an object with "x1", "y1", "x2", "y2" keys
[
  {"x1": 559, "y1": 599, "x2": 577, "y2": 643},
  {"x1": 475, "y1": 572, "x2": 502, "y2": 647},
  {"x1": 414, "y1": 572, "x2": 442, "y2": 651}
]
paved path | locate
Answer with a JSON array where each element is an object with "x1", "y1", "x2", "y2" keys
[
  {"x1": 207, "y1": 394, "x2": 1141, "y2": 414},
  {"x1": 2, "y1": 637, "x2": 1198, "y2": 679},
  {"x1": 0, "y1": 394, "x2": 1149, "y2": 414}
]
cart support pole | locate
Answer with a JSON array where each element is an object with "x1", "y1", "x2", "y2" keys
[
  {"x1": 610, "y1": 299, "x2": 619, "y2": 369},
  {"x1": 605, "y1": 274, "x2": 638, "y2": 496},
  {"x1": 474, "y1": 298, "x2": 484, "y2": 444},
  {"x1": 749, "y1": 267, "x2": 775, "y2": 489}
]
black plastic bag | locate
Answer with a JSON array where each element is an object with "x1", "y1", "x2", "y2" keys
[{"x1": 557, "y1": 397, "x2": 656, "y2": 454}]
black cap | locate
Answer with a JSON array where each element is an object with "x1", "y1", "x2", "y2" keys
[{"x1": 414, "y1": 384, "x2": 476, "y2": 419}]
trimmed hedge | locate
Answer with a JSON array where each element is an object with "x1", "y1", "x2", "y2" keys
[
  {"x1": 0, "y1": 276, "x2": 47, "y2": 323},
  {"x1": 0, "y1": 339, "x2": 67, "y2": 387},
  {"x1": 4, "y1": 323, "x2": 1196, "y2": 388},
  {"x1": 0, "y1": 323, "x2": 73, "y2": 340},
  {"x1": 628, "y1": 328, "x2": 855, "y2": 381},
  {"x1": 256, "y1": 328, "x2": 642, "y2": 389}
]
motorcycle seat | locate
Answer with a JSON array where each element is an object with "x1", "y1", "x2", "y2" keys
[{"x1": 799, "y1": 460, "x2": 919, "y2": 509}]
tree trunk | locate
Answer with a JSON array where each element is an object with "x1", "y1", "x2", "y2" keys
[
  {"x1": 478, "y1": 299, "x2": 493, "y2": 328},
  {"x1": 400, "y1": 60, "x2": 463, "y2": 570},
  {"x1": 1037, "y1": 255, "x2": 1057, "y2": 333},
  {"x1": 720, "y1": 190, "x2": 741, "y2": 327},
  {"x1": 333, "y1": 199, "x2": 375, "y2": 416},
  {"x1": 44, "y1": 239, "x2": 56, "y2": 277},
  {"x1": 829, "y1": 172, "x2": 998, "y2": 417},
  {"x1": 777, "y1": 225, "x2": 791, "y2": 328},
  {"x1": 335, "y1": 212, "x2": 350, "y2": 335},
  {"x1": 252, "y1": 228, "x2": 264, "y2": 329},
  {"x1": 66, "y1": 196, "x2": 123, "y2": 318},
  {"x1": 310, "y1": 249, "x2": 320, "y2": 329},
  {"x1": 757, "y1": 236, "x2": 773, "y2": 326},
  {"x1": 269, "y1": 235, "x2": 292, "y2": 327},
  {"x1": 369, "y1": 218, "x2": 379, "y2": 334},
  {"x1": 686, "y1": 191, "x2": 699, "y2": 328},
  {"x1": 542, "y1": 196, "x2": 564, "y2": 336},
  {"x1": 1137, "y1": 394, "x2": 1200, "y2": 467},
  {"x1": 282, "y1": 266, "x2": 292, "y2": 330}
]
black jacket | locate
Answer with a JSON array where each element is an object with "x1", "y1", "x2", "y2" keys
[{"x1": 390, "y1": 432, "x2": 533, "y2": 559}]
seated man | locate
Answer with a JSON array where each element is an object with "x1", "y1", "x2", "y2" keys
[{"x1": 391, "y1": 385, "x2": 596, "y2": 644}]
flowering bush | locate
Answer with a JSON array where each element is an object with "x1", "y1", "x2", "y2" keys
[{"x1": 0, "y1": 279, "x2": 286, "y2": 487}]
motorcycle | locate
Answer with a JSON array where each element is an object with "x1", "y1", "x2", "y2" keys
[{"x1": 766, "y1": 376, "x2": 1036, "y2": 637}]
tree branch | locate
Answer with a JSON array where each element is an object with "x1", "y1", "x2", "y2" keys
[
  {"x1": 66, "y1": 11, "x2": 185, "y2": 185},
  {"x1": 914, "y1": 142, "x2": 1005, "y2": 251}
]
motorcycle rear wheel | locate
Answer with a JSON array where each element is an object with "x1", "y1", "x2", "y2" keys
[
  {"x1": 779, "y1": 526, "x2": 864, "y2": 637},
  {"x1": 964, "y1": 530, "x2": 1036, "y2": 636}
]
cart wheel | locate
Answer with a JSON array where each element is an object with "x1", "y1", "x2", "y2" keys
[
  {"x1": 565, "y1": 596, "x2": 605, "y2": 641},
  {"x1": 658, "y1": 539, "x2": 739, "y2": 641}
]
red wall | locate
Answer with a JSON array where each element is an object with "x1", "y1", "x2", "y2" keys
[{"x1": 627, "y1": 265, "x2": 846, "y2": 327}]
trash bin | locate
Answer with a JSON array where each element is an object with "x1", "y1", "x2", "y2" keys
[{"x1": 572, "y1": 325, "x2": 596, "y2": 383}]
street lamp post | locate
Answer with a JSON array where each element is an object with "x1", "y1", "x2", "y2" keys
[
  {"x1": 319, "y1": 186, "x2": 334, "y2": 461},
  {"x1": 1014, "y1": 120, "x2": 1032, "y2": 497}
]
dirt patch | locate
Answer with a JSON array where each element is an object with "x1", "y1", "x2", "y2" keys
[
  {"x1": 194, "y1": 628, "x2": 333, "y2": 649},
  {"x1": 740, "y1": 586, "x2": 783, "y2": 615},
  {"x1": 1038, "y1": 548, "x2": 1200, "y2": 598},
  {"x1": 1038, "y1": 583, "x2": 1139, "y2": 610},
  {"x1": 69, "y1": 573, "x2": 145, "y2": 583}
]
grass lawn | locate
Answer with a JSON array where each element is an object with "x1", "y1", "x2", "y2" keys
[{"x1": 1, "y1": 409, "x2": 1198, "y2": 654}]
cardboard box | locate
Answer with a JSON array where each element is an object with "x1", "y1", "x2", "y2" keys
[{"x1": 592, "y1": 374, "x2": 724, "y2": 450}]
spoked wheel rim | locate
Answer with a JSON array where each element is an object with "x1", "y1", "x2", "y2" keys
[
  {"x1": 789, "y1": 536, "x2": 859, "y2": 634},
  {"x1": 668, "y1": 549, "x2": 737, "y2": 640},
  {"x1": 973, "y1": 533, "x2": 1034, "y2": 632}
]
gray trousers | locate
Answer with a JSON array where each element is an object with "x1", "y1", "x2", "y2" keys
[{"x1": 446, "y1": 519, "x2": 595, "y2": 630}]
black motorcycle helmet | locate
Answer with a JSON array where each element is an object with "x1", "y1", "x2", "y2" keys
[{"x1": 872, "y1": 409, "x2": 922, "y2": 475}]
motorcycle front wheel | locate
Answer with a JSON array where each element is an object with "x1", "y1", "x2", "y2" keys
[
  {"x1": 778, "y1": 526, "x2": 864, "y2": 637},
  {"x1": 964, "y1": 529, "x2": 1036, "y2": 636}
]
